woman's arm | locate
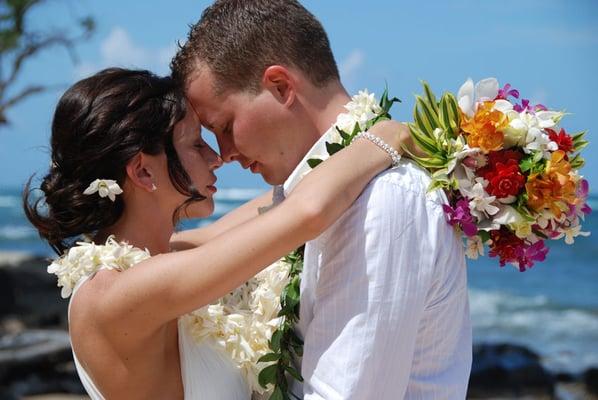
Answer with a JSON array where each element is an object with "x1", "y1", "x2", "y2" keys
[
  {"x1": 101, "y1": 120, "x2": 403, "y2": 332},
  {"x1": 169, "y1": 189, "x2": 273, "y2": 250}
]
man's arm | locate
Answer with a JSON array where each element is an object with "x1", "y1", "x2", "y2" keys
[{"x1": 301, "y1": 172, "x2": 437, "y2": 399}]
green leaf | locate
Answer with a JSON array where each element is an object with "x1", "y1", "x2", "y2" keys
[
  {"x1": 269, "y1": 386, "x2": 285, "y2": 400},
  {"x1": 571, "y1": 130, "x2": 587, "y2": 141},
  {"x1": 270, "y1": 330, "x2": 283, "y2": 352},
  {"x1": 478, "y1": 230, "x2": 491, "y2": 243},
  {"x1": 307, "y1": 158, "x2": 323, "y2": 169},
  {"x1": 569, "y1": 154, "x2": 586, "y2": 169},
  {"x1": 258, "y1": 353, "x2": 282, "y2": 363},
  {"x1": 438, "y1": 93, "x2": 460, "y2": 138},
  {"x1": 574, "y1": 140, "x2": 589, "y2": 152},
  {"x1": 422, "y1": 81, "x2": 439, "y2": 114},
  {"x1": 414, "y1": 97, "x2": 436, "y2": 135},
  {"x1": 416, "y1": 95, "x2": 442, "y2": 132},
  {"x1": 325, "y1": 141, "x2": 344, "y2": 156},
  {"x1": 285, "y1": 283, "x2": 300, "y2": 309},
  {"x1": 407, "y1": 123, "x2": 440, "y2": 154},
  {"x1": 258, "y1": 364, "x2": 279, "y2": 388},
  {"x1": 338, "y1": 128, "x2": 350, "y2": 142},
  {"x1": 284, "y1": 365, "x2": 304, "y2": 382}
]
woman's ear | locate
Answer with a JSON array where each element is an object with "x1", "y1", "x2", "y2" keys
[
  {"x1": 262, "y1": 65, "x2": 296, "y2": 108},
  {"x1": 125, "y1": 153, "x2": 156, "y2": 193}
]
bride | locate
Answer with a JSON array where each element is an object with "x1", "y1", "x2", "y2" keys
[{"x1": 24, "y1": 67, "x2": 408, "y2": 399}]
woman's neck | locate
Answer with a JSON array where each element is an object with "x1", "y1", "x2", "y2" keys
[{"x1": 97, "y1": 202, "x2": 174, "y2": 256}]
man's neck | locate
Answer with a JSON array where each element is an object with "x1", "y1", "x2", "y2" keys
[{"x1": 303, "y1": 81, "x2": 351, "y2": 138}]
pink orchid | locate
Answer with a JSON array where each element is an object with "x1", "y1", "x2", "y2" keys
[
  {"x1": 496, "y1": 83, "x2": 520, "y2": 101},
  {"x1": 443, "y1": 198, "x2": 478, "y2": 237}
]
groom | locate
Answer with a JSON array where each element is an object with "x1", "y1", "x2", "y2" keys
[{"x1": 172, "y1": 0, "x2": 472, "y2": 398}]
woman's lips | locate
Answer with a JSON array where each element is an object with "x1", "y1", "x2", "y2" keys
[{"x1": 206, "y1": 185, "x2": 217, "y2": 193}]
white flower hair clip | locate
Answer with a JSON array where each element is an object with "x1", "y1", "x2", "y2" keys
[{"x1": 83, "y1": 179, "x2": 123, "y2": 202}]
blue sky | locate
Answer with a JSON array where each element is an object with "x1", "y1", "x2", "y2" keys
[{"x1": 1, "y1": 0, "x2": 597, "y2": 192}]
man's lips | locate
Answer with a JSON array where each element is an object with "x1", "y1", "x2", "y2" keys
[{"x1": 249, "y1": 161, "x2": 259, "y2": 173}]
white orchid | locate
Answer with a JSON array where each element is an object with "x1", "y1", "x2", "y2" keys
[
  {"x1": 465, "y1": 236, "x2": 485, "y2": 259},
  {"x1": 465, "y1": 179, "x2": 500, "y2": 219},
  {"x1": 555, "y1": 223, "x2": 591, "y2": 245},
  {"x1": 457, "y1": 77, "x2": 500, "y2": 117},
  {"x1": 83, "y1": 179, "x2": 123, "y2": 201},
  {"x1": 500, "y1": 109, "x2": 560, "y2": 157}
]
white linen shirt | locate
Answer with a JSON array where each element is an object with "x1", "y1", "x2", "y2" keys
[{"x1": 281, "y1": 130, "x2": 472, "y2": 399}]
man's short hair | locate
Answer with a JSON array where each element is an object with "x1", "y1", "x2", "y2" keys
[{"x1": 171, "y1": 0, "x2": 340, "y2": 93}]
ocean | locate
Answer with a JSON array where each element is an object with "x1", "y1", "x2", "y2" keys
[{"x1": 1, "y1": 186, "x2": 596, "y2": 374}]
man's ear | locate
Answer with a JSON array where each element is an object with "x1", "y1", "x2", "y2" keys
[
  {"x1": 262, "y1": 65, "x2": 296, "y2": 107},
  {"x1": 125, "y1": 153, "x2": 156, "y2": 193}
]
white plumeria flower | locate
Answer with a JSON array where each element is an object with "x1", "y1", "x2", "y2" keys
[
  {"x1": 502, "y1": 110, "x2": 560, "y2": 157},
  {"x1": 556, "y1": 223, "x2": 590, "y2": 245},
  {"x1": 83, "y1": 179, "x2": 123, "y2": 201},
  {"x1": 457, "y1": 77, "x2": 499, "y2": 117},
  {"x1": 465, "y1": 179, "x2": 500, "y2": 219},
  {"x1": 344, "y1": 89, "x2": 382, "y2": 130},
  {"x1": 525, "y1": 129, "x2": 559, "y2": 159},
  {"x1": 465, "y1": 236, "x2": 485, "y2": 259}
]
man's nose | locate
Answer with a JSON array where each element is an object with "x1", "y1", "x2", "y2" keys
[{"x1": 217, "y1": 135, "x2": 240, "y2": 163}]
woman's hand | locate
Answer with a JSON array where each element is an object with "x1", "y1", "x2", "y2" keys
[{"x1": 367, "y1": 120, "x2": 426, "y2": 159}]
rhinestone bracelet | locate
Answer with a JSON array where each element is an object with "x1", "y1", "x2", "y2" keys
[{"x1": 355, "y1": 132, "x2": 402, "y2": 168}]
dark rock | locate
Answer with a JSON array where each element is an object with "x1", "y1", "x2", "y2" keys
[
  {"x1": 585, "y1": 368, "x2": 598, "y2": 395},
  {"x1": 555, "y1": 371, "x2": 576, "y2": 383},
  {"x1": 468, "y1": 343, "x2": 555, "y2": 398},
  {"x1": 0, "y1": 329, "x2": 84, "y2": 396},
  {"x1": 0, "y1": 330, "x2": 72, "y2": 380},
  {"x1": 0, "y1": 254, "x2": 67, "y2": 331}
]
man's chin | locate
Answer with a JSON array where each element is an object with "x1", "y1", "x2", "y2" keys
[{"x1": 258, "y1": 167, "x2": 287, "y2": 186}]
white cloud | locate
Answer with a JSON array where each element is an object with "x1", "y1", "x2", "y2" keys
[
  {"x1": 339, "y1": 49, "x2": 365, "y2": 81},
  {"x1": 74, "y1": 27, "x2": 176, "y2": 78}
]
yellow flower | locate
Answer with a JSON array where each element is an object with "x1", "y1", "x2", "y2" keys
[
  {"x1": 461, "y1": 101, "x2": 508, "y2": 153},
  {"x1": 525, "y1": 153, "x2": 577, "y2": 218}
]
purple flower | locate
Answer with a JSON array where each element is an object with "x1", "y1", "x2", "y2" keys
[
  {"x1": 513, "y1": 99, "x2": 547, "y2": 113},
  {"x1": 517, "y1": 240, "x2": 549, "y2": 271},
  {"x1": 443, "y1": 198, "x2": 478, "y2": 237},
  {"x1": 496, "y1": 83, "x2": 520, "y2": 101},
  {"x1": 577, "y1": 179, "x2": 593, "y2": 216}
]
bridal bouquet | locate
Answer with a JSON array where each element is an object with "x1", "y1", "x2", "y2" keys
[{"x1": 404, "y1": 78, "x2": 591, "y2": 270}]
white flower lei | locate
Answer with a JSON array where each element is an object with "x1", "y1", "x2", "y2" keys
[
  {"x1": 185, "y1": 259, "x2": 291, "y2": 394},
  {"x1": 47, "y1": 236, "x2": 150, "y2": 298}
]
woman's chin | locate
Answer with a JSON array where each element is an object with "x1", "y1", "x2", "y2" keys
[{"x1": 184, "y1": 199, "x2": 215, "y2": 219}]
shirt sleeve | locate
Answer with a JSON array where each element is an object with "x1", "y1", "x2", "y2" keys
[{"x1": 301, "y1": 173, "x2": 441, "y2": 400}]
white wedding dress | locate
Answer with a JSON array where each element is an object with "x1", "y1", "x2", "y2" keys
[{"x1": 68, "y1": 274, "x2": 251, "y2": 400}]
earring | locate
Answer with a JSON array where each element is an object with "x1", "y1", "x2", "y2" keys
[{"x1": 151, "y1": 183, "x2": 157, "y2": 192}]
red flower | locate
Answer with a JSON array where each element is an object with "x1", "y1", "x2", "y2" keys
[
  {"x1": 488, "y1": 228, "x2": 548, "y2": 271},
  {"x1": 546, "y1": 128, "x2": 574, "y2": 154},
  {"x1": 489, "y1": 228, "x2": 524, "y2": 267},
  {"x1": 478, "y1": 150, "x2": 526, "y2": 198}
]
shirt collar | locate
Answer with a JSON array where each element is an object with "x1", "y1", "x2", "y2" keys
[{"x1": 280, "y1": 125, "x2": 336, "y2": 198}]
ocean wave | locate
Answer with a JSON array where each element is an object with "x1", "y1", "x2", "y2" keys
[
  {"x1": 215, "y1": 188, "x2": 267, "y2": 202},
  {"x1": 0, "y1": 225, "x2": 37, "y2": 240},
  {"x1": 470, "y1": 288, "x2": 598, "y2": 372},
  {"x1": 0, "y1": 195, "x2": 19, "y2": 208}
]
